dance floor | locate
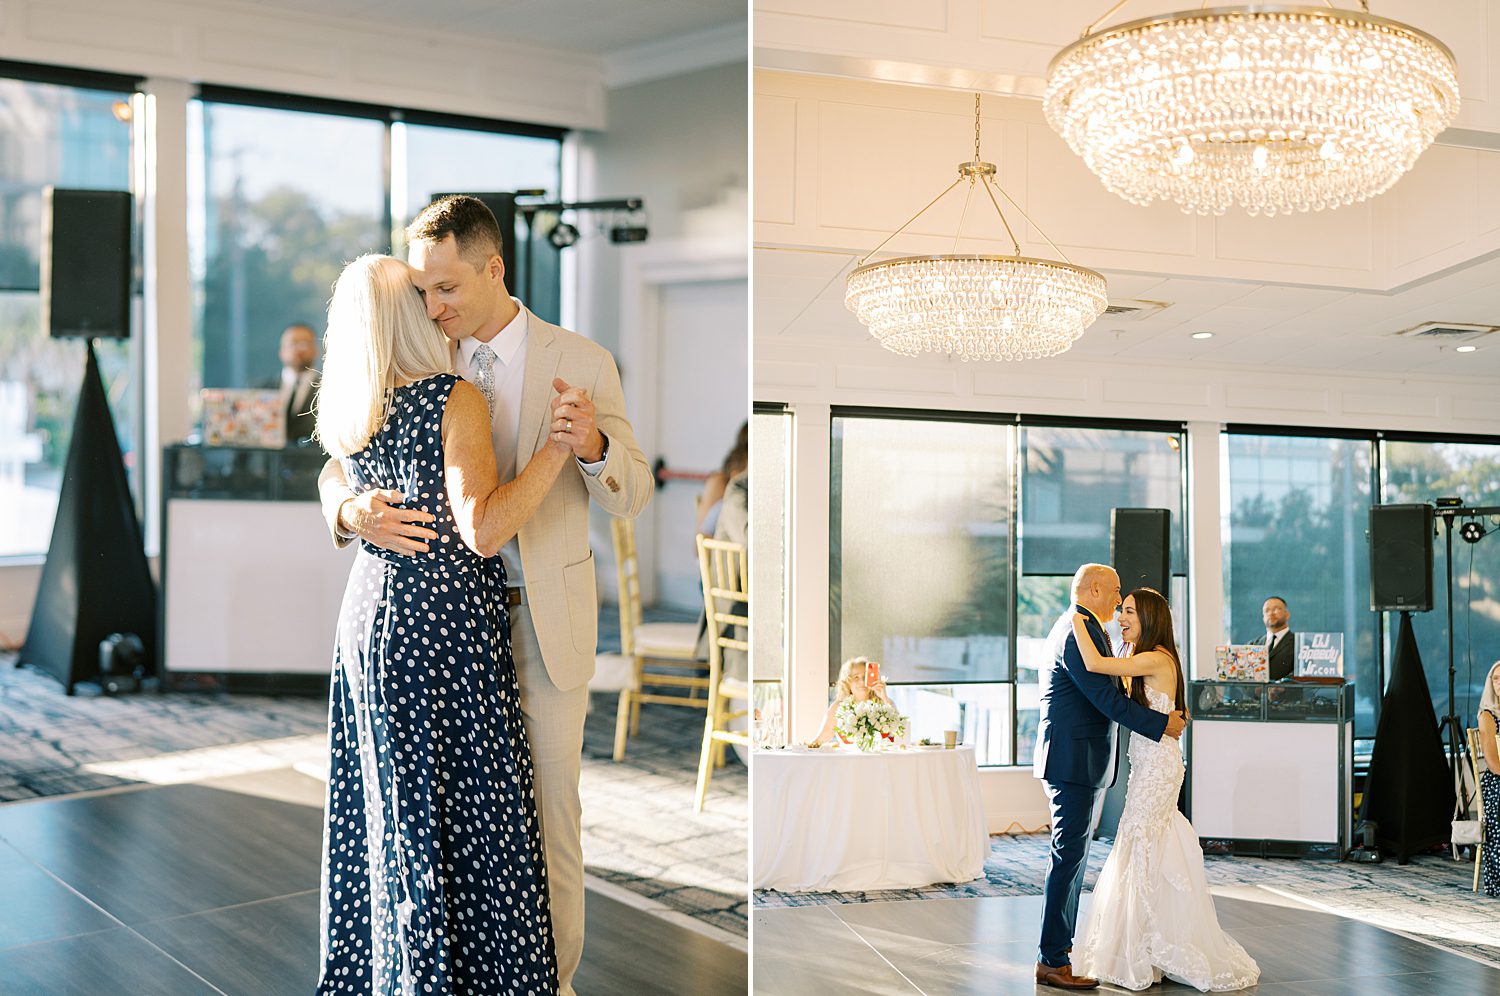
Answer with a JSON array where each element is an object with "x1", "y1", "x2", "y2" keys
[
  {"x1": 753, "y1": 890, "x2": 1500, "y2": 995},
  {"x1": 0, "y1": 768, "x2": 746, "y2": 995}
]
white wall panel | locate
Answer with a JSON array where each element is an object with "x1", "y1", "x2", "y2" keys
[
  {"x1": 834, "y1": 363, "x2": 957, "y2": 396},
  {"x1": 755, "y1": 96, "x2": 798, "y2": 224},
  {"x1": 757, "y1": 0, "x2": 948, "y2": 32}
]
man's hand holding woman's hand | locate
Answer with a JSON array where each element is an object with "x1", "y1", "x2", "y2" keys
[{"x1": 549, "y1": 378, "x2": 604, "y2": 461}]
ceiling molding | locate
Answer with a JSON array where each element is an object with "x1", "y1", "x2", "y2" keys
[{"x1": 604, "y1": 21, "x2": 746, "y2": 90}]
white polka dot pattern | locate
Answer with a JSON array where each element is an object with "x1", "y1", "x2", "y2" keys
[{"x1": 316, "y1": 374, "x2": 558, "y2": 994}]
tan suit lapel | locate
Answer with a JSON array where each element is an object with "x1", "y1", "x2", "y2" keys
[{"x1": 516, "y1": 311, "x2": 561, "y2": 475}]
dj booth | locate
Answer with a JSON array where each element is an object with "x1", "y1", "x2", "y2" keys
[
  {"x1": 160, "y1": 444, "x2": 352, "y2": 682},
  {"x1": 1184, "y1": 679, "x2": 1356, "y2": 858}
]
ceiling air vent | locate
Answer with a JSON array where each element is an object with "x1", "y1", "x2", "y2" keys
[
  {"x1": 1103, "y1": 299, "x2": 1170, "y2": 321},
  {"x1": 1395, "y1": 322, "x2": 1498, "y2": 342}
]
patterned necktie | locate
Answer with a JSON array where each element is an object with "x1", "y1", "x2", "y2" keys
[{"x1": 472, "y1": 343, "x2": 496, "y2": 412}]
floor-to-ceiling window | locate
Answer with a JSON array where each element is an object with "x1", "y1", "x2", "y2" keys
[
  {"x1": 187, "y1": 91, "x2": 564, "y2": 419},
  {"x1": 1016, "y1": 422, "x2": 1188, "y2": 763},
  {"x1": 829, "y1": 410, "x2": 1186, "y2": 766},
  {"x1": 1381, "y1": 437, "x2": 1500, "y2": 731},
  {"x1": 0, "y1": 70, "x2": 139, "y2": 558},
  {"x1": 188, "y1": 97, "x2": 386, "y2": 395},
  {"x1": 751, "y1": 404, "x2": 792, "y2": 737},
  {"x1": 1223, "y1": 430, "x2": 1378, "y2": 736}
]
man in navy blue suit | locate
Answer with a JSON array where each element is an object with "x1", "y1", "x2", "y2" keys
[{"x1": 1033, "y1": 564, "x2": 1187, "y2": 990}]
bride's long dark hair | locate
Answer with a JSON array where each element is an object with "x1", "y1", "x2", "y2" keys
[{"x1": 1126, "y1": 587, "x2": 1184, "y2": 713}]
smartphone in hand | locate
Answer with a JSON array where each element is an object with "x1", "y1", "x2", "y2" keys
[{"x1": 866, "y1": 660, "x2": 880, "y2": 686}]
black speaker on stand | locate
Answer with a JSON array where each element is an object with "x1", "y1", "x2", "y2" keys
[
  {"x1": 19, "y1": 188, "x2": 157, "y2": 694},
  {"x1": 1360, "y1": 502, "x2": 1459, "y2": 861},
  {"x1": 1096, "y1": 508, "x2": 1173, "y2": 839}
]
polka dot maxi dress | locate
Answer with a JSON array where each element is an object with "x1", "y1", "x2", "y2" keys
[
  {"x1": 317, "y1": 374, "x2": 557, "y2": 995},
  {"x1": 1483, "y1": 710, "x2": 1500, "y2": 899}
]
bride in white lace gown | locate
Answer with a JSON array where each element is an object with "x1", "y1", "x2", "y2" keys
[{"x1": 1068, "y1": 588, "x2": 1260, "y2": 992}]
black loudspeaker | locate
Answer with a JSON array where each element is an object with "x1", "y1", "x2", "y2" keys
[
  {"x1": 42, "y1": 188, "x2": 133, "y2": 338},
  {"x1": 1112, "y1": 508, "x2": 1171, "y2": 595},
  {"x1": 1369, "y1": 504, "x2": 1434, "y2": 612}
]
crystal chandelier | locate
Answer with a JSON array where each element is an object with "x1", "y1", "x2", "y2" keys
[
  {"x1": 845, "y1": 95, "x2": 1108, "y2": 362},
  {"x1": 1044, "y1": 3, "x2": 1461, "y2": 216}
]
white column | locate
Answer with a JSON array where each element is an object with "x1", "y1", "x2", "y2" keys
[
  {"x1": 788, "y1": 401, "x2": 831, "y2": 740},
  {"x1": 1186, "y1": 420, "x2": 1224, "y2": 680},
  {"x1": 140, "y1": 77, "x2": 194, "y2": 554}
]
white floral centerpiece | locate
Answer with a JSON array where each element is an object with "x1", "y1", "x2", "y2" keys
[{"x1": 835, "y1": 698, "x2": 909, "y2": 752}]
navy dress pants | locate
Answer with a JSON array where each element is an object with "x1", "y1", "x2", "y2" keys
[{"x1": 1039, "y1": 778, "x2": 1099, "y2": 969}]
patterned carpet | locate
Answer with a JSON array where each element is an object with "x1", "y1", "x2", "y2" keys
[
  {"x1": 755, "y1": 831, "x2": 1500, "y2": 966},
  {"x1": 0, "y1": 608, "x2": 747, "y2": 938}
]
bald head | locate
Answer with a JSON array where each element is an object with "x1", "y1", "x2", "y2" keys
[{"x1": 1072, "y1": 563, "x2": 1122, "y2": 620}]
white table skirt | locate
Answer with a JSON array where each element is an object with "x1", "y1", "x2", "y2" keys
[{"x1": 752, "y1": 744, "x2": 988, "y2": 892}]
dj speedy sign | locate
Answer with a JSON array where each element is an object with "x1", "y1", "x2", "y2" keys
[{"x1": 1294, "y1": 633, "x2": 1344, "y2": 678}]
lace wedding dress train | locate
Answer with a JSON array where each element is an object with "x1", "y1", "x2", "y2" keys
[{"x1": 1073, "y1": 686, "x2": 1260, "y2": 992}]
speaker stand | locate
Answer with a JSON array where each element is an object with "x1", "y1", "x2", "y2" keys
[
  {"x1": 20, "y1": 339, "x2": 157, "y2": 693},
  {"x1": 1435, "y1": 507, "x2": 1500, "y2": 838}
]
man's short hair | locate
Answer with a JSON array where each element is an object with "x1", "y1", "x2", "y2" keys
[
  {"x1": 404, "y1": 195, "x2": 504, "y2": 271},
  {"x1": 1263, "y1": 595, "x2": 1288, "y2": 608}
]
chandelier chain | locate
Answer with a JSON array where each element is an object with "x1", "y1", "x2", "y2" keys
[{"x1": 973, "y1": 93, "x2": 981, "y2": 164}]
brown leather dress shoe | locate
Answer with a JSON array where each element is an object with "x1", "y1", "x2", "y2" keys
[{"x1": 1035, "y1": 962, "x2": 1100, "y2": 990}]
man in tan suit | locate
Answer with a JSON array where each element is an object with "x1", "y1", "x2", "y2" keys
[{"x1": 317, "y1": 196, "x2": 652, "y2": 995}]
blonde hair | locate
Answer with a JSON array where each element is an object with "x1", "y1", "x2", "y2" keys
[
  {"x1": 314, "y1": 254, "x2": 452, "y2": 458},
  {"x1": 835, "y1": 656, "x2": 875, "y2": 701},
  {"x1": 1480, "y1": 660, "x2": 1500, "y2": 725}
]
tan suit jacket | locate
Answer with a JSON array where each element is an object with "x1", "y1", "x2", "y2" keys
[{"x1": 320, "y1": 311, "x2": 653, "y2": 690}]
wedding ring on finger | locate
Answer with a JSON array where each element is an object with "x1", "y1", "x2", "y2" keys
[{"x1": 566, "y1": 419, "x2": 573, "y2": 431}]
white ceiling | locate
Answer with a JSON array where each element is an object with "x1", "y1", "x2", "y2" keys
[
  {"x1": 755, "y1": 246, "x2": 1500, "y2": 380},
  {"x1": 247, "y1": 0, "x2": 745, "y2": 55},
  {"x1": 754, "y1": 3, "x2": 1500, "y2": 382}
]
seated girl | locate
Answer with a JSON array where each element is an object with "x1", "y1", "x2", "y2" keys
[{"x1": 805, "y1": 656, "x2": 892, "y2": 748}]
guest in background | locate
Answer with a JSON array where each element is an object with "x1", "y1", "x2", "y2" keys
[
  {"x1": 805, "y1": 656, "x2": 892, "y2": 748},
  {"x1": 696, "y1": 420, "x2": 748, "y2": 538},
  {"x1": 262, "y1": 322, "x2": 320, "y2": 444},
  {"x1": 1478, "y1": 659, "x2": 1500, "y2": 897},
  {"x1": 1247, "y1": 595, "x2": 1295, "y2": 681}
]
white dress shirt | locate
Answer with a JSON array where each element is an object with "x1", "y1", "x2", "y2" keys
[
  {"x1": 1264, "y1": 630, "x2": 1288, "y2": 653},
  {"x1": 455, "y1": 301, "x2": 604, "y2": 586},
  {"x1": 280, "y1": 367, "x2": 316, "y2": 416}
]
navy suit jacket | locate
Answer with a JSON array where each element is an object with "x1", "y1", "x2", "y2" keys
[{"x1": 1032, "y1": 604, "x2": 1170, "y2": 788}]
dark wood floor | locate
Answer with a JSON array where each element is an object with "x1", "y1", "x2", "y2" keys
[
  {"x1": 0, "y1": 772, "x2": 745, "y2": 995},
  {"x1": 754, "y1": 891, "x2": 1500, "y2": 995}
]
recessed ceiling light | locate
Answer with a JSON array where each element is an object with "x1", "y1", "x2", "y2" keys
[
  {"x1": 1456, "y1": 345, "x2": 1478, "y2": 353},
  {"x1": 1191, "y1": 331, "x2": 1214, "y2": 340}
]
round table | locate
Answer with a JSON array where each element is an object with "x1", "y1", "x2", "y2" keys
[{"x1": 752, "y1": 744, "x2": 988, "y2": 892}]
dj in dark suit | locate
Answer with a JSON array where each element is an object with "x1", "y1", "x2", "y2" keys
[
  {"x1": 259, "y1": 322, "x2": 321, "y2": 445},
  {"x1": 1032, "y1": 564, "x2": 1187, "y2": 989},
  {"x1": 1248, "y1": 595, "x2": 1295, "y2": 681}
]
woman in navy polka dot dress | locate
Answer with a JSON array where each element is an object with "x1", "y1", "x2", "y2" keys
[
  {"x1": 1478, "y1": 660, "x2": 1500, "y2": 899},
  {"x1": 313, "y1": 254, "x2": 570, "y2": 994}
]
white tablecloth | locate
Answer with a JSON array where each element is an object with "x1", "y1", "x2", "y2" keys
[{"x1": 752, "y1": 744, "x2": 988, "y2": 892}]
